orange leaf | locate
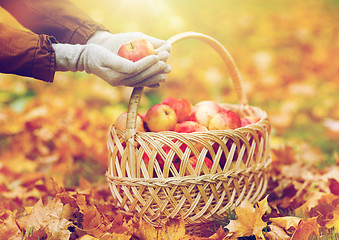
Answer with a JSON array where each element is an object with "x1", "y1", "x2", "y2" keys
[
  {"x1": 290, "y1": 217, "x2": 320, "y2": 240},
  {"x1": 76, "y1": 194, "x2": 104, "y2": 237}
]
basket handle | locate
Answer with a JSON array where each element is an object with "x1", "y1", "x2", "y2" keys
[{"x1": 125, "y1": 32, "x2": 248, "y2": 177}]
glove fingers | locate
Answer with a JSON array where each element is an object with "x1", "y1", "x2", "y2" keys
[
  {"x1": 121, "y1": 61, "x2": 169, "y2": 86},
  {"x1": 154, "y1": 43, "x2": 172, "y2": 55},
  {"x1": 113, "y1": 54, "x2": 160, "y2": 74},
  {"x1": 157, "y1": 51, "x2": 170, "y2": 62},
  {"x1": 126, "y1": 74, "x2": 167, "y2": 88}
]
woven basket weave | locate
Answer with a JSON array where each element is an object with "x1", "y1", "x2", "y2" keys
[{"x1": 106, "y1": 32, "x2": 271, "y2": 228}]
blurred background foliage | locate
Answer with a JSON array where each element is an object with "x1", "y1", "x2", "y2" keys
[{"x1": 1, "y1": 0, "x2": 339, "y2": 185}]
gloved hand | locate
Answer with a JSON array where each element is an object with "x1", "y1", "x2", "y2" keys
[
  {"x1": 86, "y1": 31, "x2": 172, "y2": 88},
  {"x1": 52, "y1": 43, "x2": 171, "y2": 88}
]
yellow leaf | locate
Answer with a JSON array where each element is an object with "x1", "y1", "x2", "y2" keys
[
  {"x1": 109, "y1": 232, "x2": 132, "y2": 240},
  {"x1": 225, "y1": 196, "x2": 269, "y2": 239},
  {"x1": 269, "y1": 216, "x2": 301, "y2": 234},
  {"x1": 78, "y1": 235, "x2": 99, "y2": 240},
  {"x1": 264, "y1": 224, "x2": 290, "y2": 240},
  {"x1": 135, "y1": 217, "x2": 185, "y2": 240},
  {"x1": 325, "y1": 209, "x2": 339, "y2": 232},
  {"x1": 2, "y1": 156, "x2": 38, "y2": 173}
]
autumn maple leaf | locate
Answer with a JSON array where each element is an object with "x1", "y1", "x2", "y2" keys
[
  {"x1": 225, "y1": 195, "x2": 269, "y2": 239},
  {"x1": 290, "y1": 217, "x2": 320, "y2": 240},
  {"x1": 0, "y1": 210, "x2": 21, "y2": 240},
  {"x1": 17, "y1": 198, "x2": 72, "y2": 240}
]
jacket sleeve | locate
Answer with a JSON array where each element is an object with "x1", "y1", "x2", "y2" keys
[
  {"x1": 0, "y1": 0, "x2": 108, "y2": 44},
  {"x1": 0, "y1": 23, "x2": 56, "y2": 82}
]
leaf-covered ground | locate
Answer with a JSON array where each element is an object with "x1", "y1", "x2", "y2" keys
[{"x1": 1, "y1": 0, "x2": 339, "y2": 239}]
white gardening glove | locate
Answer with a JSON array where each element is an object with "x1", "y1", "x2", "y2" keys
[
  {"x1": 87, "y1": 31, "x2": 172, "y2": 88},
  {"x1": 52, "y1": 43, "x2": 170, "y2": 87}
]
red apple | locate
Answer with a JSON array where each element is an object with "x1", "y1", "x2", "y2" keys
[
  {"x1": 140, "y1": 113, "x2": 147, "y2": 121},
  {"x1": 218, "y1": 106, "x2": 231, "y2": 114},
  {"x1": 174, "y1": 121, "x2": 208, "y2": 133},
  {"x1": 209, "y1": 111, "x2": 241, "y2": 130},
  {"x1": 118, "y1": 38, "x2": 155, "y2": 62},
  {"x1": 145, "y1": 104, "x2": 178, "y2": 132},
  {"x1": 115, "y1": 112, "x2": 145, "y2": 132},
  {"x1": 240, "y1": 118, "x2": 253, "y2": 127},
  {"x1": 186, "y1": 156, "x2": 213, "y2": 175},
  {"x1": 161, "y1": 97, "x2": 192, "y2": 123},
  {"x1": 240, "y1": 116, "x2": 261, "y2": 127},
  {"x1": 187, "y1": 101, "x2": 220, "y2": 128}
]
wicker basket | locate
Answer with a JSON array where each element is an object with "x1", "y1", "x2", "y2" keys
[{"x1": 106, "y1": 32, "x2": 271, "y2": 229}]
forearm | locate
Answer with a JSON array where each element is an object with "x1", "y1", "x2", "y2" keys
[
  {"x1": 0, "y1": 23, "x2": 56, "y2": 82},
  {"x1": 0, "y1": 0, "x2": 108, "y2": 44}
]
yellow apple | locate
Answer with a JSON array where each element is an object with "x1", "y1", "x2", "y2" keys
[
  {"x1": 115, "y1": 112, "x2": 145, "y2": 132},
  {"x1": 145, "y1": 104, "x2": 177, "y2": 132}
]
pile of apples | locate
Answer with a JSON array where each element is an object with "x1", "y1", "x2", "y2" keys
[
  {"x1": 114, "y1": 97, "x2": 260, "y2": 174},
  {"x1": 115, "y1": 97, "x2": 260, "y2": 133}
]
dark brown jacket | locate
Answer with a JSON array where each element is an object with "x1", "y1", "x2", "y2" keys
[{"x1": 0, "y1": 0, "x2": 107, "y2": 82}]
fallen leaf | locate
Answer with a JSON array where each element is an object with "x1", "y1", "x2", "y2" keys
[
  {"x1": 295, "y1": 191, "x2": 327, "y2": 216},
  {"x1": 108, "y1": 232, "x2": 132, "y2": 240},
  {"x1": 17, "y1": 198, "x2": 72, "y2": 240},
  {"x1": 208, "y1": 226, "x2": 226, "y2": 239},
  {"x1": 290, "y1": 217, "x2": 320, "y2": 240},
  {"x1": 78, "y1": 235, "x2": 99, "y2": 240},
  {"x1": 134, "y1": 217, "x2": 185, "y2": 240},
  {"x1": 76, "y1": 194, "x2": 105, "y2": 237},
  {"x1": 264, "y1": 224, "x2": 290, "y2": 240},
  {"x1": 0, "y1": 210, "x2": 21, "y2": 240},
  {"x1": 325, "y1": 208, "x2": 339, "y2": 233},
  {"x1": 225, "y1": 196, "x2": 269, "y2": 239},
  {"x1": 269, "y1": 216, "x2": 301, "y2": 234}
]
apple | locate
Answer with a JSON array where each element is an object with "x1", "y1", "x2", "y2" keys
[
  {"x1": 174, "y1": 121, "x2": 208, "y2": 133},
  {"x1": 218, "y1": 106, "x2": 231, "y2": 114},
  {"x1": 240, "y1": 118, "x2": 253, "y2": 127},
  {"x1": 140, "y1": 113, "x2": 147, "y2": 121},
  {"x1": 186, "y1": 156, "x2": 213, "y2": 175},
  {"x1": 118, "y1": 38, "x2": 155, "y2": 62},
  {"x1": 187, "y1": 101, "x2": 220, "y2": 128},
  {"x1": 161, "y1": 97, "x2": 192, "y2": 123},
  {"x1": 174, "y1": 121, "x2": 207, "y2": 157},
  {"x1": 240, "y1": 116, "x2": 260, "y2": 127},
  {"x1": 115, "y1": 112, "x2": 145, "y2": 132},
  {"x1": 145, "y1": 104, "x2": 178, "y2": 132},
  {"x1": 209, "y1": 110, "x2": 241, "y2": 130}
]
